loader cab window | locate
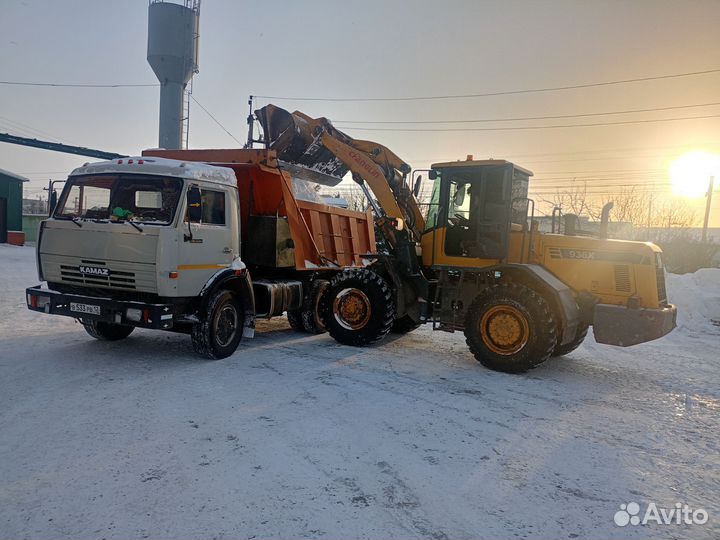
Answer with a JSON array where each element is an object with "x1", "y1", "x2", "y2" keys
[
  {"x1": 424, "y1": 173, "x2": 442, "y2": 232},
  {"x1": 441, "y1": 165, "x2": 512, "y2": 260}
]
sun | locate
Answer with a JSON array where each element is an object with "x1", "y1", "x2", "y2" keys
[{"x1": 670, "y1": 151, "x2": 720, "y2": 198}]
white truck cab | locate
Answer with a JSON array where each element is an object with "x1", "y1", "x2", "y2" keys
[{"x1": 27, "y1": 157, "x2": 258, "y2": 358}]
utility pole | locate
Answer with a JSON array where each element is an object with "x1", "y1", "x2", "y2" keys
[{"x1": 702, "y1": 176, "x2": 714, "y2": 242}]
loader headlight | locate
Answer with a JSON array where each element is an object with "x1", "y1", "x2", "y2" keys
[{"x1": 126, "y1": 308, "x2": 143, "y2": 322}]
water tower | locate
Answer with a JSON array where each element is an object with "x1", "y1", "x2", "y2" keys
[{"x1": 147, "y1": 0, "x2": 200, "y2": 149}]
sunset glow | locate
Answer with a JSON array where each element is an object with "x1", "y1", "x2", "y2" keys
[{"x1": 670, "y1": 151, "x2": 720, "y2": 198}]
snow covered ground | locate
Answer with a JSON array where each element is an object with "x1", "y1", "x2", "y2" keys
[{"x1": 0, "y1": 244, "x2": 718, "y2": 540}]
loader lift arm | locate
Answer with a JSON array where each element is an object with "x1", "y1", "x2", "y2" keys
[{"x1": 255, "y1": 104, "x2": 426, "y2": 244}]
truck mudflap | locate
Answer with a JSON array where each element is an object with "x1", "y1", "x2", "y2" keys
[
  {"x1": 592, "y1": 303, "x2": 677, "y2": 347},
  {"x1": 26, "y1": 285, "x2": 175, "y2": 330}
]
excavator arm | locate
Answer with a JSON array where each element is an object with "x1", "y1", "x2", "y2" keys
[{"x1": 256, "y1": 104, "x2": 425, "y2": 243}]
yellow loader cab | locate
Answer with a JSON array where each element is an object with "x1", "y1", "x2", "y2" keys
[{"x1": 420, "y1": 158, "x2": 676, "y2": 359}]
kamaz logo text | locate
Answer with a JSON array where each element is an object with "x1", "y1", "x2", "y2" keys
[{"x1": 78, "y1": 266, "x2": 109, "y2": 277}]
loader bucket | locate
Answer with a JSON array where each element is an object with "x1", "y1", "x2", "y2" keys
[{"x1": 256, "y1": 104, "x2": 349, "y2": 181}]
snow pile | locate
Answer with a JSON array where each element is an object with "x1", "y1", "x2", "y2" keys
[{"x1": 666, "y1": 267, "x2": 720, "y2": 330}]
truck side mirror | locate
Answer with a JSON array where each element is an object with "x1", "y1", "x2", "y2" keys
[
  {"x1": 49, "y1": 190, "x2": 58, "y2": 216},
  {"x1": 187, "y1": 186, "x2": 202, "y2": 223}
]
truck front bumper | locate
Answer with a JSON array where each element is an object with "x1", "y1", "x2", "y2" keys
[
  {"x1": 592, "y1": 303, "x2": 677, "y2": 347},
  {"x1": 26, "y1": 285, "x2": 175, "y2": 330}
]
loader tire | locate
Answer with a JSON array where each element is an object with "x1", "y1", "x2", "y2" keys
[
  {"x1": 286, "y1": 309, "x2": 303, "y2": 331},
  {"x1": 320, "y1": 269, "x2": 395, "y2": 347},
  {"x1": 82, "y1": 320, "x2": 134, "y2": 341},
  {"x1": 191, "y1": 289, "x2": 244, "y2": 359},
  {"x1": 552, "y1": 323, "x2": 589, "y2": 357},
  {"x1": 391, "y1": 314, "x2": 422, "y2": 334},
  {"x1": 464, "y1": 283, "x2": 557, "y2": 374},
  {"x1": 301, "y1": 279, "x2": 329, "y2": 334}
]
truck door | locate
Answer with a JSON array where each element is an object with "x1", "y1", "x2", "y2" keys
[{"x1": 176, "y1": 185, "x2": 236, "y2": 296}]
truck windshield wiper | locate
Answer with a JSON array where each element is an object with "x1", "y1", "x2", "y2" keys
[
  {"x1": 70, "y1": 217, "x2": 83, "y2": 228},
  {"x1": 126, "y1": 219, "x2": 143, "y2": 232}
]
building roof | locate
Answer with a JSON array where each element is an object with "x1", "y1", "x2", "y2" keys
[{"x1": 0, "y1": 168, "x2": 30, "y2": 183}]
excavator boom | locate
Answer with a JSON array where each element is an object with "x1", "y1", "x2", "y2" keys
[{"x1": 256, "y1": 104, "x2": 426, "y2": 240}]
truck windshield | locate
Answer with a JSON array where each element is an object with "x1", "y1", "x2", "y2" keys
[{"x1": 54, "y1": 174, "x2": 183, "y2": 225}]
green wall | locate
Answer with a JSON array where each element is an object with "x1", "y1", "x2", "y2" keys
[
  {"x1": 22, "y1": 214, "x2": 47, "y2": 243},
  {"x1": 0, "y1": 178, "x2": 24, "y2": 231}
]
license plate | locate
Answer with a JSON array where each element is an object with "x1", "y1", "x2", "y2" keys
[{"x1": 70, "y1": 302, "x2": 101, "y2": 316}]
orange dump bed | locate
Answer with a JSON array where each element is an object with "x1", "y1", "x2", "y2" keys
[{"x1": 142, "y1": 148, "x2": 376, "y2": 271}]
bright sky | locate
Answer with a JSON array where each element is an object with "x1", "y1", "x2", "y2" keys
[{"x1": 2, "y1": 0, "x2": 719, "y2": 225}]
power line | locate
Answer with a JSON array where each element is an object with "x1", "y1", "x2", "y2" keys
[
  {"x1": 0, "y1": 116, "x2": 73, "y2": 146},
  {"x1": 189, "y1": 95, "x2": 242, "y2": 146},
  {"x1": 336, "y1": 102, "x2": 720, "y2": 124},
  {"x1": 533, "y1": 167, "x2": 666, "y2": 174},
  {"x1": 254, "y1": 68, "x2": 720, "y2": 102},
  {"x1": 0, "y1": 81, "x2": 157, "y2": 88},
  {"x1": 407, "y1": 141, "x2": 720, "y2": 162},
  {"x1": 336, "y1": 114, "x2": 720, "y2": 132}
]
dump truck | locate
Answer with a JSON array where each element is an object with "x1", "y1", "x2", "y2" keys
[
  {"x1": 253, "y1": 105, "x2": 677, "y2": 373},
  {"x1": 26, "y1": 151, "x2": 378, "y2": 358}
]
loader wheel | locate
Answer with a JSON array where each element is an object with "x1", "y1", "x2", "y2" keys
[
  {"x1": 320, "y1": 269, "x2": 395, "y2": 346},
  {"x1": 82, "y1": 320, "x2": 134, "y2": 341},
  {"x1": 301, "y1": 279, "x2": 329, "y2": 334},
  {"x1": 286, "y1": 309, "x2": 303, "y2": 331},
  {"x1": 391, "y1": 314, "x2": 422, "y2": 334},
  {"x1": 552, "y1": 323, "x2": 589, "y2": 357},
  {"x1": 191, "y1": 289, "x2": 244, "y2": 359},
  {"x1": 464, "y1": 283, "x2": 557, "y2": 373}
]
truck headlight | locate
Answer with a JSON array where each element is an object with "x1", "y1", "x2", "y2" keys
[
  {"x1": 126, "y1": 308, "x2": 142, "y2": 322},
  {"x1": 28, "y1": 294, "x2": 50, "y2": 309}
]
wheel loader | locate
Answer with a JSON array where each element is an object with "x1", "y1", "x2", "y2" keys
[{"x1": 256, "y1": 104, "x2": 677, "y2": 373}]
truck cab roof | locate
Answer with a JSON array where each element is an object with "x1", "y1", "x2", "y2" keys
[{"x1": 70, "y1": 156, "x2": 237, "y2": 188}]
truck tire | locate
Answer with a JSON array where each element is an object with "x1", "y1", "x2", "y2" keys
[
  {"x1": 391, "y1": 314, "x2": 421, "y2": 334},
  {"x1": 82, "y1": 320, "x2": 134, "y2": 341},
  {"x1": 552, "y1": 323, "x2": 589, "y2": 357},
  {"x1": 301, "y1": 279, "x2": 329, "y2": 334},
  {"x1": 320, "y1": 269, "x2": 395, "y2": 346},
  {"x1": 286, "y1": 310, "x2": 303, "y2": 331},
  {"x1": 464, "y1": 283, "x2": 557, "y2": 373},
  {"x1": 191, "y1": 289, "x2": 244, "y2": 359}
]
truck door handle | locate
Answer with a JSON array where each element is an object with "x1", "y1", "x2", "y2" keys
[{"x1": 223, "y1": 247, "x2": 232, "y2": 254}]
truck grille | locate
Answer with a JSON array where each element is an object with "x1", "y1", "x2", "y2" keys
[
  {"x1": 41, "y1": 254, "x2": 157, "y2": 293},
  {"x1": 60, "y1": 264, "x2": 136, "y2": 290}
]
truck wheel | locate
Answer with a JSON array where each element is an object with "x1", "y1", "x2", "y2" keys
[
  {"x1": 286, "y1": 310, "x2": 303, "y2": 331},
  {"x1": 552, "y1": 323, "x2": 589, "y2": 357},
  {"x1": 464, "y1": 283, "x2": 557, "y2": 373},
  {"x1": 320, "y1": 269, "x2": 395, "y2": 346},
  {"x1": 391, "y1": 314, "x2": 422, "y2": 334},
  {"x1": 82, "y1": 320, "x2": 134, "y2": 341},
  {"x1": 301, "y1": 279, "x2": 329, "y2": 334},
  {"x1": 191, "y1": 289, "x2": 244, "y2": 359}
]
